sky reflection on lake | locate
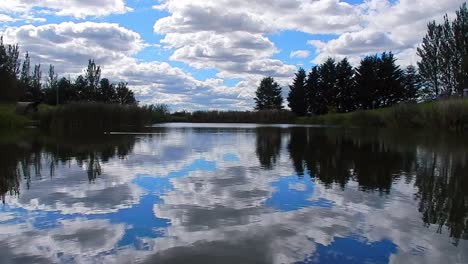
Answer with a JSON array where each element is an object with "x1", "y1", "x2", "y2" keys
[{"x1": 0, "y1": 125, "x2": 467, "y2": 263}]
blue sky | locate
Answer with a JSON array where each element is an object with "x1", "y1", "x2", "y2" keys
[{"x1": 0, "y1": 0, "x2": 464, "y2": 110}]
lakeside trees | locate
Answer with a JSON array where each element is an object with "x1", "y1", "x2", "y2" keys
[
  {"x1": 254, "y1": 77, "x2": 283, "y2": 110},
  {"x1": 0, "y1": 41, "x2": 137, "y2": 105},
  {"x1": 418, "y1": 3, "x2": 468, "y2": 98}
]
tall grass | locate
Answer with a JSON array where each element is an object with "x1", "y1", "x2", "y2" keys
[
  {"x1": 37, "y1": 102, "x2": 168, "y2": 134},
  {"x1": 0, "y1": 104, "x2": 29, "y2": 130},
  {"x1": 169, "y1": 109, "x2": 296, "y2": 124},
  {"x1": 298, "y1": 98, "x2": 468, "y2": 131}
]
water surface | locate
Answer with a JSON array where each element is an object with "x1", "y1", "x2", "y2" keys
[{"x1": 0, "y1": 124, "x2": 467, "y2": 263}]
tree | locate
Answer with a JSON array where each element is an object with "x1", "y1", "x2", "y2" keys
[
  {"x1": 115, "y1": 82, "x2": 136, "y2": 105},
  {"x1": 84, "y1": 59, "x2": 101, "y2": 100},
  {"x1": 254, "y1": 77, "x2": 283, "y2": 110},
  {"x1": 18, "y1": 52, "x2": 31, "y2": 101},
  {"x1": 417, "y1": 3, "x2": 468, "y2": 98},
  {"x1": 43, "y1": 65, "x2": 58, "y2": 105},
  {"x1": 0, "y1": 36, "x2": 20, "y2": 102},
  {"x1": 305, "y1": 66, "x2": 323, "y2": 115},
  {"x1": 417, "y1": 22, "x2": 443, "y2": 98},
  {"x1": 354, "y1": 53, "x2": 404, "y2": 110},
  {"x1": 336, "y1": 58, "x2": 356, "y2": 113},
  {"x1": 377, "y1": 52, "x2": 404, "y2": 107},
  {"x1": 402, "y1": 65, "x2": 422, "y2": 103},
  {"x1": 355, "y1": 55, "x2": 380, "y2": 110},
  {"x1": 99, "y1": 78, "x2": 116, "y2": 103},
  {"x1": 30, "y1": 64, "x2": 43, "y2": 101},
  {"x1": 287, "y1": 68, "x2": 308, "y2": 116},
  {"x1": 318, "y1": 58, "x2": 338, "y2": 113}
]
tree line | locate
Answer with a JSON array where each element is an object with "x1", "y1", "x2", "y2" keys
[
  {"x1": 255, "y1": 3, "x2": 468, "y2": 116},
  {"x1": 0, "y1": 39, "x2": 136, "y2": 105}
]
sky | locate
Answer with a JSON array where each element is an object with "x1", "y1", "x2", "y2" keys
[{"x1": 0, "y1": 0, "x2": 465, "y2": 110}]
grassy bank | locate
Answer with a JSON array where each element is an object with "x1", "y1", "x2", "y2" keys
[
  {"x1": 37, "y1": 102, "x2": 168, "y2": 134},
  {"x1": 0, "y1": 104, "x2": 29, "y2": 130},
  {"x1": 298, "y1": 98, "x2": 468, "y2": 131},
  {"x1": 170, "y1": 110, "x2": 296, "y2": 123}
]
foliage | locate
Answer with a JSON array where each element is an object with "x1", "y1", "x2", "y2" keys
[
  {"x1": 287, "y1": 68, "x2": 308, "y2": 116},
  {"x1": 417, "y1": 3, "x2": 468, "y2": 97},
  {"x1": 298, "y1": 98, "x2": 468, "y2": 131},
  {"x1": 37, "y1": 102, "x2": 168, "y2": 134},
  {"x1": 254, "y1": 77, "x2": 283, "y2": 110},
  {"x1": 169, "y1": 109, "x2": 296, "y2": 124},
  {"x1": 0, "y1": 37, "x2": 20, "y2": 102},
  {"x1": 0, "y1": 103, "x2": 29, "y2": 130}
]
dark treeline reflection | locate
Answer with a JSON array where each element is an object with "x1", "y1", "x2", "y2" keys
[
  {"x1": 256, "y1": 127, "x2": 468, "y2": 243},
  {"x1": 0, "y1": 133, "x2": 138, "y2": 201},
  {"x1": 255, "y1": 127, "x2": 282, "y2": 170}
]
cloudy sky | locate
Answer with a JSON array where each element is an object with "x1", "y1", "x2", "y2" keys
[{"x1": 0, "y1": 0, "x2": 465, "y2": 110}]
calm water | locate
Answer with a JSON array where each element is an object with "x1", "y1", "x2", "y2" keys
[{"x1": 0, "y1": 124, "x2": 467, "y2": 263}]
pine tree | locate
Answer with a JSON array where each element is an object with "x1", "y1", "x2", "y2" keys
[
  {"x1": 378, "y1": 52, "x2": 404, "y2": 107},
  {"x1": 305, "y1": 66, "x2": 323, "y2": 115},
  {"x1": 355, "y1": 55, "x2": 380, "y2": 109},
  {"x1": 336, "y1": 58, "x2": 356, "y2": 113},
  {"x1": 287, "y1": 68, "x2": 308, "y2": 116},
  {"x1": 402, "y1": 65, "x2": 422, "y2": 103},
  {"x1": 254, "y1": 77, "x2": 283, "y2": 110},
  {"x1": 318, "y1": 58, "x2": 338, "y2": 113}
]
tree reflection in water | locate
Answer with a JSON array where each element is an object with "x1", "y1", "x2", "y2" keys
[
  {"x1": 0, "y1": 133, "x2": 138, "y2": 201},
  {"x1": 256, "y1": 127, "x2": 468, "y2": 243}
]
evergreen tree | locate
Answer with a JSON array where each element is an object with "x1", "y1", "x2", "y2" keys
[
  {"x1": 336, "y1": 58, "x2": 356, "y2": 113},
  {"x1": 318, "y1": 58, "x2": 338, "y2": 113},
  {"x1": 305, "y1": 66, "x2": 323, "y2": 115},
  {"x1": 377, "y1": 52, "x2": 404, "y2": 107},
  {"x1": 287, "y1": 68, "x2": 308, "y2": 116},
  {"x1": 402, "y1": 65, "x2": 423, "y2": 103},
  {"x1": 254, "y1": 76, "x2": 283, "y2": 110},
  {"x1": 0, "y1": 36, "x2": 20, "y2": 102},
  {"x1": 355, "y1": 55, "x2": 380, "y2": 109}
]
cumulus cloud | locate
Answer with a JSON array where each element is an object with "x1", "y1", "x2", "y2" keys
[
  {"x1": 308, "y1": 0, "x2": 466, "y2": 65},
  {"x1": 1, "y1": 22, "x2": 255, "y2": 110},
  {"x1": 0, "y1": 0, "x2": 132, "y2": 19}
]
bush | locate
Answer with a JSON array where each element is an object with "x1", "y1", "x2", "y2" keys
[
  {"x1": 0, "y1": 104, "x2": 29, "y2": 130},
  {"x1": 37, "y1": 102, "x2": 165, "y2": 134}
]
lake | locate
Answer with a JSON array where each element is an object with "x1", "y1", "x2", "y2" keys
[{"x1": 0, "y1": 123, "x2": 467, "y2": 263}]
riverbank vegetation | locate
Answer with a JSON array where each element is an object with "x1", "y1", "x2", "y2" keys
[
  {"x1": 1, "y1": 4, "x2": 468, "y2": 132},
  {"x1": 169, "y1": 109, "x2": 295, "y2": 123},
  {"x1": 0, "y1": 38, "x2": 168, "y2": 132},
  {"x1": 0, "y1": 103, "x2": 29, "y2": 130},
  {"x1": 297, "y1": 98, "x2": 468, "y2": 131}
]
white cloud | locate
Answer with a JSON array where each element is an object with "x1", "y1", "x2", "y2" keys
[
  {"x1": 290, "y1": 50, "x2": 310, "y2": 59},
  {"x1": 0, "y1": 0, "x2": 132, "y2": 19},
  {"x1": 1, "y1": 22, "x2": 259, "y2": 110},
  {"x1": 308, "y1": 0, "x2": 466, "y2": 65}
]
